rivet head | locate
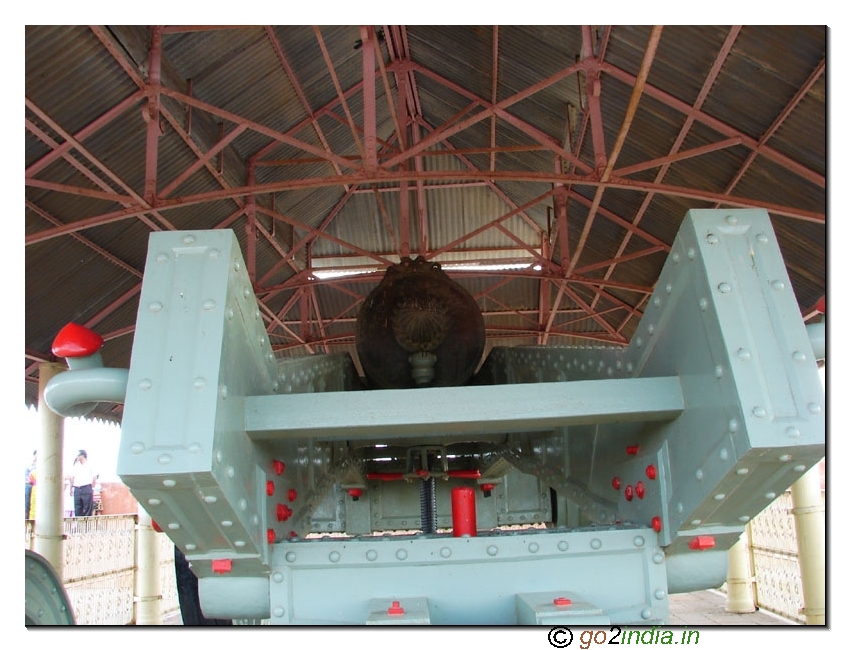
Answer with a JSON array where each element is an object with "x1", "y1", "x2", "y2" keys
[
  {"x1": 752, "y1": 406, "x2": 767, "y2": 418},
  {"x1": 366, "y1": 550, "x2": 378, "y2": 561},
  {"x1": 737, "y1": 348, "x2": 751, "y2": 361},
  {"x1": 487, "y1": 545, "x2": 499, "y2": 556},
  {"x1": 771, "y1": 280, "x2": 786, "y2": 291},
  {"x1": 590, "y1": 538, "x2": 602, "y2": 550},
  {"x1": 641, "y1": 608, "x2": 652, "y2": 619},
  {"x1": 718, "y1": 282, "x2": 732, "y2": 294},
  {"x1": 699, "y1": 298, "x2": 708, "y2": 311},
  {"x1": 792, "y1": 351, "x2": 807, "y2": 362},
  {"x1": 756, "y1": 233, "x2": 769, "y2": 243},
  {"x1": 706, "y1": 233, "x2": 719, "y2": 244},
  {"x1": 273, "y1": 607, "x2": 285, "y2": 618},
  {"x1": 558, "y1": 541, "x2": 569, "y2": 552},
  {"x1": 396, "y1": 549, "x2": 408, "y2": 561},
  {"x1": 285, "y1": 552, "x2": 296, "y2": 563},
  {"x1": 786, "y1": 426, "x2": 801, "y2": 438},
  {"x1": 807, "y1": 403, "x2": 822, "y2": 415},
  {"x1": 329, "y1": 551, "x2": 340, "y2": 563},
  {"x1": 633, "y1": 536, "x2": 645, "y2": 548},
  {"x1": 528, "y1": 543, "x2": 539, "y2": 554}
]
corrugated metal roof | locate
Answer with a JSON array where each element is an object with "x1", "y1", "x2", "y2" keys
[{"x1": 25, "y1": 25, "x2": 826, "y2": 421}]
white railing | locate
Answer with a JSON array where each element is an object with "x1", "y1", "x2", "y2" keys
[
  {"x1": 746, "y1": 490, "x2": 824, "y2": 624},
  {"x1": 25, "y1": 515, "x2": 179, "y2": 625}
]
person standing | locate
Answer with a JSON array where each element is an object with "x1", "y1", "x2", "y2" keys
[
  {"x1": 69, "y1": 450, "x2": 98, "y2": 517},
  {"x1": 25, "y1": 450, "x2": 36, "y2": 519}
]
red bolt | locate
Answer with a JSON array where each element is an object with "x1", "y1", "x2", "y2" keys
[
  {"x1": 480, "y1": 483, "x2": 496, "y2": 497},
  {"x1": 651, "y1": 516, "x2": 662, "y2": 532},
  {"x1": 624, "y1": 485, "x2": 634, "y2": 501},
  {"x1": 626, "y1": 445, "x2": 640, "y2": 455},
  {"x1": 288, "y1": 489, "x2": 298, "y2": 502},
  {"x1": 553, "y1": 597, "x2": 572, "y2": 607},
  {"x1": 646, "y1": 464, "x2": 657, "y2": 480},
  {"x1": 273, "y1": 460, "x2": 286, "y2": 475},
  {"x1": 289, "y1": 531, "x2": 298, "y2": 538},
  {"x1": 266, "y1": 529, "x2": 276, "y2": 544},
  {"x1": 348, "y1": 488, "x2": 363, "y2": 500},
  {"x1": 688, "y1": 536, "x2": 716, "y2": 550},
  {"x1": 277, "y1": 504, "x2": 293, "y2": 522},
  {"x1": 612, "y1": 477, "x2": 621, "y2": 490},
  {"x1": 387, "y1": 601, "x2": 404, "y2": 615},
  {"x1": 266, "y1": 480, "x2": 275, "y2": 496},
  {"x1": 635, "y1": 481, "x2": 645, "y2": 499},
  {"x1": 151, "y1": 519, "x2": 162, "y2": 533},
  {"x1": 212, "y1": 559, "x2": 232, "y2": 574}
]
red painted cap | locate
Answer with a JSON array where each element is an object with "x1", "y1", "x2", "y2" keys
[
  {"x1": 52, "y1": 322, "x2": 104, "y2": 358},
  {"x1": 387, "y1": 601, "x2": 404, "y2": 615},
  {"x1": 651, "y1": 516, "x2": 662, "y2": 532},
  {"x1": 553, "y1": 597, "x2": 572, "y2": 607},
  {"x1": 688, "y1": 536, "x2": 715, "y2": 550},
  {"x1": 212, "y1": 559, "x2": 232, "y2": 574}
]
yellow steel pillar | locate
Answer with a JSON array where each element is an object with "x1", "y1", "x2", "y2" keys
[
  {"x1": 33, "y1": 362, "x2": 67, "y2": 577},
  {"x1": 790, "y1": 463, "x2": 825, "y2": 625},
  {"x1": 135, "y1": 507, "x2": 163, "y2": 625},
  {"x1": 725, "y1": 533, "x2": 756, "y2": 613}
]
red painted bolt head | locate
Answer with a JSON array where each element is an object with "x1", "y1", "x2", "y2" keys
[
  {"x1": 645, "y1": 464, "x2": 657, "y2": 480},
  {"x1": 387, "y1": 601, "x2": 404, "y2": 615},
  {"x1": 626, "y1": 445, "x2": 640, "y2": 455},
  {"x1": 288, "y1": 489, "x2": 298, "y2": 502},
  {"x1": 151, "y1": 520, "x2": 162, "y2": 533},
  {"x1": 635, "y1": 481, "x2": 645, "y2": 499},
  {"x1": 553, "y1": 597, "x2": 572, "y2": 607},
  {"x1": 266, "y1": 529, "x2": 276, "y2": 544},
  {"x1": 273, "y1": 460, "x2": 286, "y2": 475},
  {"x1": 266, "y1": 480, "x2": 275, "y2": 496},
  {"x1": 277, "y1": 504, "x2": 293, "y2": 522},
  {"x1": 624, "y1": 485, "x2": 634, "y2": 501},
  {"x1": 347, "y1": 488, "x2": 363, "y2": 500},
  {"x1": 651, "y1": 516, "x2": 662, "y2": 532},
  {"x1": 612, "y1": 476, "x2": 621, "y2": 490}
]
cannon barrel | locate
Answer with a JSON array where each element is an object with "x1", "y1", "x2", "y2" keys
[{"x1": 355, "y1": 256, "x2": 485, "y2": 389}]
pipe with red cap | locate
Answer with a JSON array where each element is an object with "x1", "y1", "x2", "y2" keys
[{"x1": 43, "y1": 322, "x2": 129, "y2": 418}]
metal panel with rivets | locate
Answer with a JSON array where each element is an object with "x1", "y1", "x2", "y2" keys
[{"x1": 91, "y1": 208, "x2": 822, "y2": 623}]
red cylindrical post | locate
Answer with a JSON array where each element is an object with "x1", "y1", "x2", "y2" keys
[{"x1": 451, "y1": 486, "x2": 477, "y2": 537}]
